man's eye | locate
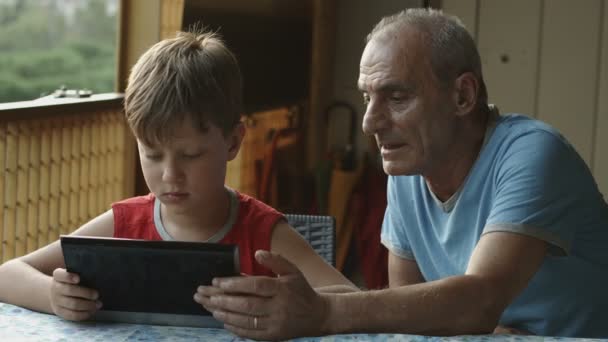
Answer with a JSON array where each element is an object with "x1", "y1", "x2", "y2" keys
[
  {"x1": 390, "y1": 93, "x2": 408, "y2": 103},
  {"x1": 362, "y1": 94, "x2": 370, "y2": 105}
]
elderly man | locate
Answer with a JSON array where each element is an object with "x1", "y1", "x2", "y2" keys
[{"x1": 199, "y1": 8, "x2": 608, "y2": 340}]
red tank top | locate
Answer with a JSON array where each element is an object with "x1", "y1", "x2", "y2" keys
[{"x1": 111, "y1": 191, "x2": 282, "y2": 276}]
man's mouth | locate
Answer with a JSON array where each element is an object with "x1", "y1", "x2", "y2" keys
[
  {"x1": 381, "y1": 143, "x2": 405, "y2": 150},
  {"x1": 379, "y1": 142, "x2": 407, "y2": 159}
]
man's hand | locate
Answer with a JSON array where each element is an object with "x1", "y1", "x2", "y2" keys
[
  {"x1": 195, "y1": 250, "x2": 328, "y2": 341},
  {"x1": 49, "y1": 268, "x2": 102, "y2": 321}
]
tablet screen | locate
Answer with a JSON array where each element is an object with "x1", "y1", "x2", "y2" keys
[{"x1": 61, "y1": 236, "x2": 239, "y2": 317}]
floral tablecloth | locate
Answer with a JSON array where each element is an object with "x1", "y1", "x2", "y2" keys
[{"x1": 1, "y1": 303, "x2": 605, "y2": 341}]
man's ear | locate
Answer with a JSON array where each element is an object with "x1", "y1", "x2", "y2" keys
[
  {"x1": 452, "y1": 72, "x2": 478, "y2": 117},
  {"x1": 227, "y1": 121, "x2": 245, "y2": 161}
]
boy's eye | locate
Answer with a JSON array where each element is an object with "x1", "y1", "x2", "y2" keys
[
  {"x1": 145, "y1": 154, "x2": 162, "y2": 161},
  {"x1": 182, "y1": 152, "x2": 202, "y2": 159}
]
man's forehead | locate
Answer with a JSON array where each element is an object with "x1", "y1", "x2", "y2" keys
[
  {"x1": 365, "y1": 26, "x2": 427, "y2": 60},
  {"x1": 358, "y1": 78, "x2": 413, "y2": 93},
  {"x1": 359, "y1": 34, "x2": 432, "y2": 90},
  {"x1": 358, "y1": 52, "x2": 414, "y2": 91}
]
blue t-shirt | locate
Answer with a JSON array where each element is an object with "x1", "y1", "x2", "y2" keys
[{"x1": 381, "y1": 114, "x2": 608, "y2": 337}]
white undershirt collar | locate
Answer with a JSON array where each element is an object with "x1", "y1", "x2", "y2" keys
[{"x1": 428, "y1": 105, "x2": 500, "y2": 213}]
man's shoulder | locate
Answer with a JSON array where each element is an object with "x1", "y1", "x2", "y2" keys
[
  {"x1": 495, "y1": 114, "x2": 564, "y2": 141},
  {"x1": 488, "y1": 114, "x2": 578, "y2": 163}
]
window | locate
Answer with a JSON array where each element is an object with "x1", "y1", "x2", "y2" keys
[{"x1": 0, "y1": 0, "x2": 118, "y2": 103}]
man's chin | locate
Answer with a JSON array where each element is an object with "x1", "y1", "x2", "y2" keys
[{"x1": 382, "y1": 161, "x2": 415, "y2": 176}]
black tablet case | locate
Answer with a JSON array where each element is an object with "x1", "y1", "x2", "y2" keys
[{"x1": 61, "y1": 236, "x2": 239, "y2": 325}]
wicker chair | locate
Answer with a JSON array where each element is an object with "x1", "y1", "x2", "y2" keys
[{"x1": 285, "y1": 214, "x2": 336, "y2": 267}]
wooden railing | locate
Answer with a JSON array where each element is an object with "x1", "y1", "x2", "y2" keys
[
  {"x1": 0, "y1": 96, "x2": 301, "y2": 263},
  {"x1": 0, "y1": 94, "x2": 134, "y2": 263}
]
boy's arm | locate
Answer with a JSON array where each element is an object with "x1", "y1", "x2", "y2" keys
[
  {"x1": 0, "y1": 209, "x2": 115, "y2": 313},
  {"x1": 270, "y1": 220, "x2": 356, "y2": 290},
  {"x1": 0, "y1": 259, "x2": 55, "y2": 313},
  {"x1": 315, "y1": 250, "x2": 425, "y2": 293}
]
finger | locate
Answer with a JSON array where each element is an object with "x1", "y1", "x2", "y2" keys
[
  {"x1": 195, "y1": 286, "x2": 227, "y2": 310},
  {"x1": 493, "y1": 326, "x2": 509, "y2": 334},
  {"x1": 223, "y1": 323, "x2": 270, "y2": 341},
  {"x1": 54, "y1": 282, "x2": 99, "y2": 301},
  {"x1": 213, "y1": 276, "x2": 278, "y2": 297},
  {"x1": 55, "y1": 306, "x2": 96, "y2": 321},
  {"x1": 212, "y1": 310, "x2": 265, "y2": 330},
  {"x1": 194, "y1": 292, "x2": 241, "y2": 313},
  {"x1": 208, "y1": 293, "x2": 270, "y2": 317},
  {"x1": 197, "y1": 285, "x2": 224, "y2": 296},
  {"x1": 254, "y1": 250, "x2": 301, "y2": 277},
  {"x1": 56, "y1": 295, "x2": 102, "y2": 312},
  {"x1": 52, "y1": 268, "x2": 80, "y2": 284},
  {"x1": 193, "y1": 292, "x2": 215, "y2": 312}
]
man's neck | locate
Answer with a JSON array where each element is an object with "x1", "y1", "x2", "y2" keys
[{"x1": 424, "y1": 110, "x2": 490, "y2": 202}]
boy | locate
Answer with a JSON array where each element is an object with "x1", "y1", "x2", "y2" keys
[{"x1": 0, "y1": 30, "x2": 353, "y2": 322}]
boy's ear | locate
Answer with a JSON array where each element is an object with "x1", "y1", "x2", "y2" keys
[{"x1": 227, "y1": 122, "x2": 245, "y2": 161}]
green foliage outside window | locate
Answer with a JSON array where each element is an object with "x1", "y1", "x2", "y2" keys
[{"x1": 0, "y1": 0, "x2": 118, "y2": 103}]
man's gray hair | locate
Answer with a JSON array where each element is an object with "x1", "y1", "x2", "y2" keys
[{"x1": 367, "y1": 8, "x2": 488, "y2": 109}]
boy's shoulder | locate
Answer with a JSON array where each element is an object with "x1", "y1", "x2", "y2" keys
[
  {"x1": 112, "y1": 193, "x2": 156, "y2": 207},
  {"x1": 233, "y1": 190, "x2": 283, "y2": 221}
]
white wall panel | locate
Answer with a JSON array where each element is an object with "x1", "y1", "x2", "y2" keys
[
  {"x1": 593, "y1": 2, "x2": 608, "y2": 198},
  {"x1": 441, "y1": 0, "x2": 478, "y2": 38},
  {"x1": 477, "y1": 0, "x2": 541, "y2": 116},
  {"x1": 536, "y1": 0, "x2": 602, "y2": 164}
]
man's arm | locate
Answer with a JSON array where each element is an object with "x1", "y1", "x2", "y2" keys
[
  {"x1": 323, "y1": 231, "x2": 547, "y2": 335},
  {"x1": 388, "y1": 252, "x2": 424, "y2": 287},
  {"x1": 199, "y1": 231, "x2": 546, "y2": 340}
]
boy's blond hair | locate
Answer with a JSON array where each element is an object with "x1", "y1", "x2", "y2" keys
[{"x1": 125, "y1": 30, "x2": 243, "y2": 145}]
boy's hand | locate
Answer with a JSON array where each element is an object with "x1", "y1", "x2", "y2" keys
[{"x1": 49, "y1": 268, "x2": 102, "y2": 321}]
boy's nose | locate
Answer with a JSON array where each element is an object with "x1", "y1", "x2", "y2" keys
[{"x1": 162, "y1": 166, "x2": 185, "y2": 183}]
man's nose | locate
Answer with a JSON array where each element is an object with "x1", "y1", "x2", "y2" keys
[{"x1": 362, "y1": 100, "x2": 388, "y2": 135}]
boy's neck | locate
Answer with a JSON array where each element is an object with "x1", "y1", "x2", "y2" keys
[{"x1": 159, "y1": 188, "x2": 232, "y2": 241}]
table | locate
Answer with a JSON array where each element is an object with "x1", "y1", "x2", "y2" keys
[{"x1": 1, "y1": 303, "x2": 604, "y2": 341}]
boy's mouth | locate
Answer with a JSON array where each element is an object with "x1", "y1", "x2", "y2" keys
[{"x1": 162, "y1": 192, "x2": 190, "y2": 201}]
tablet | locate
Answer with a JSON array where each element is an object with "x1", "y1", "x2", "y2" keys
[{"x1": 60, "y1": 235, "x2": 239, "y2": 328}]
